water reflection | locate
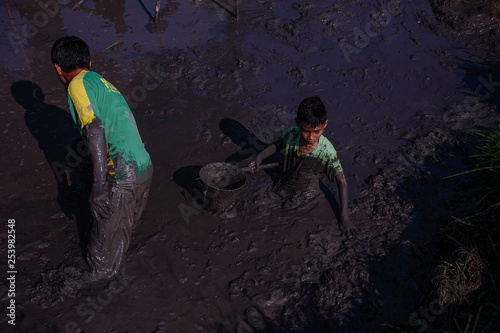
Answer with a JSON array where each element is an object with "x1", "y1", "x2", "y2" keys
[{"x1": 76, "y1": 0, "x2": 128, "y2": 35}]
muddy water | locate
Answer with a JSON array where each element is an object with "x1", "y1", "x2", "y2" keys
[{"x1": 1, "y1": 0, "x2": 498, "y2": 332}]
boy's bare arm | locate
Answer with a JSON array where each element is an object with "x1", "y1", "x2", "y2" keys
[
  {"x1": 253, "y1": 144, "x2": 277, "y2": 171},
  {"x1": 335, "y1": 173, "x2": 355, "y2": 237},
  {"x1": 86, "y1": 119, "x2": 112, "y2": 218}
]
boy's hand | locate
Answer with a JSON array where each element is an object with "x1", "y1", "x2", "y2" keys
[
  {"x1": 253, "y1": 153, "x2": 264, "y2": 171},
  {"x1": 334, "y1": 173, "x2": 356, "y2": 238},
  {"x1": 246, "y1": 160, "x2": 258, "y2": 173},
  {"x1": 252, "y1": 144, "x2": 277, "y2": 172},
  {"x1": 340, "y1": 214, "x2": 357, "y2": 238},
  {"x1": 90, "y1": 182, "x2": 112, "y2": 218}
]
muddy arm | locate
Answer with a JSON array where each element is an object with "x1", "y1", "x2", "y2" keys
[
  {"x1": 252, "y1": 144, "x2": 277, "y2": 171},
  {"x1": 335, "y1": 173, "x2": 355, "y2": 237},
  {"x1": 86, "y1": 119, "x2": 112, "y2": 218}
]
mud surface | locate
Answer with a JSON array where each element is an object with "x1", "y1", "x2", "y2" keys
[{"x1": 1, "y1": 0, "x2": 499, "y2": 332}]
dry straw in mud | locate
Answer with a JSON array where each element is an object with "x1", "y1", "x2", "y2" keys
[{"x1": 438, "y1": 123, "x2": 500, "y2": 331}]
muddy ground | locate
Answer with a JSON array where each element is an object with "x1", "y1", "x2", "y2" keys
[{"x1": 1, "y1": 0, "x2": 499, "y2": 332}]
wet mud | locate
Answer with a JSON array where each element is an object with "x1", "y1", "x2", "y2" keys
[{"x1": 1, "y1": 0, "x2": 499, "y2": 332}]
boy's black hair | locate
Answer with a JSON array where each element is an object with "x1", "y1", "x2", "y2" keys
[
  {"x1": 51, "y1": 36, "x2": 90, "y2": 73},
  {"x1": 296, "y1": 96, "x2": 327, "y2": 127}
]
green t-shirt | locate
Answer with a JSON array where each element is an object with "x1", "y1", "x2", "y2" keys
[
  {"x1": 275, "y1": 126, "x2": 343, "y2": 184},
  {"x1": 67, "y1": 70, "x2": 151, "y2": 180}
]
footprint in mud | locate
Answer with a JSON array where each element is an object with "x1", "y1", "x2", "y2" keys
[
  {"x1": 26, "y1": 264, "x2": 87, "y2": 308},
  {"x1": 151, "y1": 321, "x2": 166, "y2": 333},
  {"x1": 16, "y1": 239, "x2": 52, "y2": 263},
  {"x1": 228, "y1": 271, "x2": 260, "y2": 298}
]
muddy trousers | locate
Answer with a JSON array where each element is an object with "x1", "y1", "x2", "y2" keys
[{"x1": 86, "y1": 167, "x2": 153, "y2": 278}]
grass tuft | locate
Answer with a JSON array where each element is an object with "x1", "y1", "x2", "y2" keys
[{"x1": 437, "y1": 121, "x2": 500, "y2": 332}]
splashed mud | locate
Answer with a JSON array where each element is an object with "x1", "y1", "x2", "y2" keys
[{"x1": 1, "y1": 0, "x2": 498, "y2": 332}]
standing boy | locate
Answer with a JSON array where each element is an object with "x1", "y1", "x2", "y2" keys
[
  {"x1": 252, "y1": 96, "x2": 354, "y2": 235},
  {"x1": 51, "y1": 36, "x2": 154, "y2": 279}
]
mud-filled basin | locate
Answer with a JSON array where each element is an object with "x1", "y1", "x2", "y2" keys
[{"x1": 198, "y1": 162, "x2": 247, "y2": 214}]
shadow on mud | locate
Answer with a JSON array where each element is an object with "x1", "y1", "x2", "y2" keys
[
  {"x1": 219, "y1": 117, "x2": 283, "y2": 182},
  {"x1": 172, "y1": 165, "x2": 203, "y2": 202},
  {"x1": 12, "y1": 80, "x2": 93, "y2": 257},
  {"x1": 219, "y1": 118, "x2": 269, "y2": 164}
]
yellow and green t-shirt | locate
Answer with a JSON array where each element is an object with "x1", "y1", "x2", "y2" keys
[{"x1": 67, "y1": 70, "x2": 151, "y2": 180}]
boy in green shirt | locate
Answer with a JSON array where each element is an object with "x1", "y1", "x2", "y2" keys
[
  {"x1": 51, "y1": 36, "x2": 154, "y2": 279},
  {"x1": 251, "y1": 96, "x2": 355, "y2": 236}
]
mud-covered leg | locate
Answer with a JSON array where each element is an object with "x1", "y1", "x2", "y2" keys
[
  {"x1": 86, "y1": 186, "x2": 134, "y2": 279},
  {"x1": 132, "y1": 171, "x2": 153, "y2": 229}
]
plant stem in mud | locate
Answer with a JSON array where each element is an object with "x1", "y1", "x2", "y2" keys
[
  {"x1": 155, "y1": 0, "x2": 161, "y2": 23},
  {"x1": 212, "y1": 0, "x2": 237, "y2": 18},
  {"x1": 72, "y1": 0, "x2": 85, "y2": 10}
]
